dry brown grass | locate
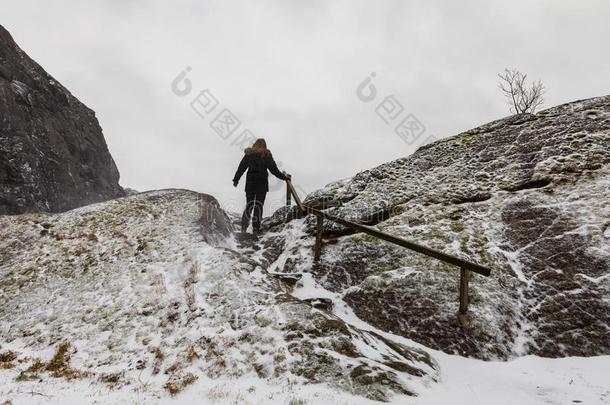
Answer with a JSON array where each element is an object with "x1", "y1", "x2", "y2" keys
[
  {"x1": 0, "y1": 351, "x2": 17, "y2": 369},
  {"x1": 99, "y1": 372, "x2": 123, "y2": 388},
  {"x1": 0, "y1": 351, "x2": 17, "y2": 363},
  {"x1": 152, "y1": 347, "x2": 165, "y2": 375},
  {"x1": 185, "y1": 346, "x2": 199, "y2": 363},
  {"x1": 163, "y1": 371, "x2": 198, "y2": 396},
  {"x1": 20, "y1": 342, "x2": 89, "y2": 381},
  {"x1": 25, "y1": 359, "x2": 46, "y2": 373},
  {"x1": 164, "y1": 361, "x2": 182, "y2": 375}
]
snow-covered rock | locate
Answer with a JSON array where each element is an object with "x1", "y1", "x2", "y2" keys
[
  {"x1": 266, "y1": 96, "x2": 610, "y2": 360},
  {"x1": 0, "y1": 189, "x2": 437, "y2": 403}
]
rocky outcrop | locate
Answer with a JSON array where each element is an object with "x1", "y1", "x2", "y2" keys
[
  {"x1": 0, "y1": 24, "x2": 124, "y2": 215},
  {"x1": 266, "y1": 96, "x2": 610, "y2": 360},
  {"x1": 0, "y1": 189, "x2": 437, "y2": 402}
]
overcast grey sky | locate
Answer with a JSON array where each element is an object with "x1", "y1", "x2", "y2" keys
[{"x1": 3, "y1": 0, "x2": 610, "y2": 213}]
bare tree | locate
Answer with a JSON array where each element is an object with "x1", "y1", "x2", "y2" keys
[{"x1": 498, "y1": 68, "x2": 545, "y2": 114}]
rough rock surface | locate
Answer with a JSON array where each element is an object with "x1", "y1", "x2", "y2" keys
[
  {"x1": 0, "y1": 24, "x2": 124, "y2": 214},
  {"x1": 0, "y1": 190, "x2": 437, "y2": 402},
  {"x1": 266, "y1": 96, "x2": 610, "y2": 360}
]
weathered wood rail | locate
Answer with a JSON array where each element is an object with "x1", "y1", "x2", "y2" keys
[{"x1": 284, "y1": 177, "x2": 491, "y2": 325}]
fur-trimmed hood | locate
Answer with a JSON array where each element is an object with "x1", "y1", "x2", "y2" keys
[{"x1": 244, "y1": 147, "x2": 272, "y2": 157}]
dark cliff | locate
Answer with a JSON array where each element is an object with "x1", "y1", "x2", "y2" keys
[{"x1": 0, "y1": 25, "x2": 124, "y2": 214}]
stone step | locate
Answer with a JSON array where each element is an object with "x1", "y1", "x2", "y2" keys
[
  {"x1": 303, "y1": 297, "x2": 333, "y2": 312},
  {"x1": 269, "y1": 272, "x2": 303, "y2": 286},
  {"x1": 234, "y1": 231, "x2": 261, "y2": 250}
]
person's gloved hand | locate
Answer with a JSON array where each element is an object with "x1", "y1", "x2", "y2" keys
[
  {"x1": 283, "y1": 172, "x2": 291, "y2": 181},
  {"x1": 233, "y1": 180, "x2": 238, "y2": 187}
]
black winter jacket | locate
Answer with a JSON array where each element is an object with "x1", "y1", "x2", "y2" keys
[{"x1": 233, "y1": 148, "x2": 287, "y2": 193}]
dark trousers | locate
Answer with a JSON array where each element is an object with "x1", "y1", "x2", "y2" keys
[{"x1": 241, "y1": 191, "x2": 266, "y2": 232}]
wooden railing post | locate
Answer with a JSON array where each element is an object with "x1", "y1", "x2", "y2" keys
[
  {"x1": 314, "y1": 214, "x2": 323, "y2": 261},
  {"x1": 285, "y1": 174, "x2": 292, "y2": 208},
  {"x1": 458, "y1": 267, "x2": 470, "y2": 327},
  {"x1": 285, "y1": 175, "x2": 292, "y2": 224}
]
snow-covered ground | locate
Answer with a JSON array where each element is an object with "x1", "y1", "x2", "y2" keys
[
  {"x1": 1, "y1": 190, "x2": 608, "y2": 404},
  {"x1": 293, "y1": 262, "x2": 610, "y2": 405},
  {"x1": 1, "y1": 190, "x2": 433, "y2": 404},
  {"x1": 1, "y1": 343, "x2": 608, "y2": 404}
]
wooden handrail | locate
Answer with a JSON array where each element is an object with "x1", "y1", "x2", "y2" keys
[
  {"x1": 285, "y1": 178, "x2": 492, "y2": 324},
  {"x1": 286, "y1": 177, "x2": 304, "y2": 210},
  {"x1": 286, "y1": 179, "x2": 490, "y2": 276}
]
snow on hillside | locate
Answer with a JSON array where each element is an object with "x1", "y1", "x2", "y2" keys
[
  {"x1": 0, "y1": 190, "x2": 437, "y2": 404},
  {"x1": 1, "y1": 189, "x2": 608, "y2": 404}
]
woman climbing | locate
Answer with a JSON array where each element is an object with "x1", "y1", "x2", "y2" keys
[{"x1": 232, "y1": 138, "x2": 288, "y2": 235}]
